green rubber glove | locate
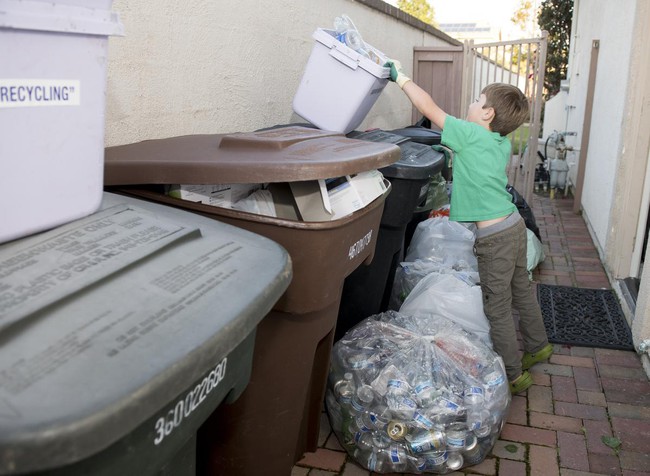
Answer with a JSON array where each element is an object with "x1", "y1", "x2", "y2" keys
[{"x1": 384, "y1": 59, "x2": 411, "y2": 89}]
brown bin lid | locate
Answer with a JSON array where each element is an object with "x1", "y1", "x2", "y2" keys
[{"x1": 104, "y1": 126, "x2": 401, "y2": 185}]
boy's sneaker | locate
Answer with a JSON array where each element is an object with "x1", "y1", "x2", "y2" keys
[
  {"x1": 521, "y1": 343, "x2": 554, "y2": 370},
  {"x1": 509, "y1": 371, "x2": 533, "y2": 394}
]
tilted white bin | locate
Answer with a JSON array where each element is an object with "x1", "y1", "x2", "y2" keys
[
  {"x1": 292, "y1": 28, "x2": 390, "y2": 134},
  {"x1": 0, "y1": 0, "x2": 124, "y2": 244}
]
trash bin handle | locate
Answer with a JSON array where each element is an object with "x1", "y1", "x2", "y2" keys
[{"x1": 329, "y1": 44, "x2": 359, "y2": 70}]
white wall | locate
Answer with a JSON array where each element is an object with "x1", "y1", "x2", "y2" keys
[
  {"x1": 541, "y1": 89, "x2": 569, "y2": 139},
  {"x1": 105, "y1": 0, "x2": 454, "y2": 147},
  {"x1": 563, "y1": 0, "x2": 636, "y2": 251}
]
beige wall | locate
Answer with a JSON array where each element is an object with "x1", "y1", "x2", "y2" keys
[
  {"x1": 105, "y1": 0, "x2": 455, "y2": 147},
  {"x1": 564, "y1": 0, "x2": 650, "y2": 372}
]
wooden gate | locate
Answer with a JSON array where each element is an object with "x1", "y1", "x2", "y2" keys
[
  {"x1": 413, "y1": 46, "x2": 464, "y2": 123},
  {"x1": 414, "y1": 33, "x2": 548, "y2": 203}
]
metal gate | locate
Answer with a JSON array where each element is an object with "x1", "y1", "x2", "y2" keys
[
  {"x1": 462, "y1": 33, "x2": 548, "y2": 203},
  {"x1": 413, "y1": 34, "x2": 548, "y2": 204}
]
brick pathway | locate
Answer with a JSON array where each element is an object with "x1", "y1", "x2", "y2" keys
[{"x1": 292, "y1": 192, "x2": 650, "y2": 476}]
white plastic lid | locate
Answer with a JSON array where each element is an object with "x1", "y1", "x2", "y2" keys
[
  {"x1": 0, "y1": 0, "x2": 125, "y2": 36},
  {"x1": 312, "y1": 28, "x2": 390, "y2": 79}
]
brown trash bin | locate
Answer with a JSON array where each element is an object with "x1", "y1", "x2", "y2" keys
[{"x1": 104, "y1": 126, "x2": 401, "y2": 476}]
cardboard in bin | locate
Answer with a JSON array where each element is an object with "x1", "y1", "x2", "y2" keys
[
  {"x1": 0, "y1": 192, "x2": 291, "y2": 475},
  {"x1": 0, "y1": 1, "x2": 124, "y2": 245},
  {"x1": 290, "y1": 169, "x2": 388, "y2": 221},
  {"x1": 167, "y1": 183, "x2": 263, "y2": 208},
  {"x1": 167, "y1": 170, "x2": 388, "y2": 222}
]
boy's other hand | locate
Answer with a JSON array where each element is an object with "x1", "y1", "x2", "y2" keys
[{"x1": 384, "y1": 59, "x2": 411, "y2": 89}]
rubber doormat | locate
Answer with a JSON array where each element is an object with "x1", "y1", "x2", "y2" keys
[{"x1": 537, "y1": 284, "x2": 634, "y2": 350}]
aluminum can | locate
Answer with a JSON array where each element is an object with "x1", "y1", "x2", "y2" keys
[
  {"x1": 446, "y1": 451, "x2": 464, "y2": 470},
  {"x1": 463, "y1": 439, "x2": 484, "y2": 465},
  {"x1": 423, "y1": 449, "x2": 448, "y2": 469},
  {"x1": 386, "y1": 421, "x2": 407, "y2": 441},
  {"x1": 445, "y1": 423, "x2": 467, "y2": 451},
  {"x1": 406, "y1": 429, "x2": 446, "y2": 453}
]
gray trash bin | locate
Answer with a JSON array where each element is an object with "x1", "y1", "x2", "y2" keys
[{"x1": 0, "y1": 192, "x2": 291, "y2": 476}]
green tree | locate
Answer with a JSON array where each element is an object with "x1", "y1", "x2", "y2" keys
[
  {"x1": 538, "y1": 0, "x2": 573, "y2": 99},
  {"x1": 511, "y1": 0, "x2": 536, "y2": 36},
  {"x1": 397, "y1": 0, "x2": 437, "y2": 27}
]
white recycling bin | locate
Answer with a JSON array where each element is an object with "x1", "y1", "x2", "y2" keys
[
  {"x1": 292, "y1": 28, "x2": 390, "y2": 134},
  {"x1": 0, "y1": 0, "x2": 124, "y2": 244}
]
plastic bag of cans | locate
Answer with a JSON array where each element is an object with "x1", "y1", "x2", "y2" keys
[{"x1": 326, "y1": 311, "x2": 510, "y2": 474}]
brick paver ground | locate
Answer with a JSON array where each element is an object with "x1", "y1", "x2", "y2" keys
[{"x1": 292, "y1": 192, "x2": 650, "y2": 476}]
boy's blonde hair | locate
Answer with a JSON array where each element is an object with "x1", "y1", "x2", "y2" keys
[{"x1": 482, "y1": 83, "x2": 530, "y2": 136}]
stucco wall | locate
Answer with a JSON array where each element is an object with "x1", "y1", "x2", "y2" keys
[
  {"x1": 541, "y1": 89, "x2": 569, "y2": 140},
  {"x1": 564, "y1": 0, "x2": 635, "y2": 251},
  {"x1": 105, "y1": 0, "x2": 455, "y2": 147}
]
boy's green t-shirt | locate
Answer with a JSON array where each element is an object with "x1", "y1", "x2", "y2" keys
[{"x1": 441, "y1": 115, "x2": 517, "y2": 222}]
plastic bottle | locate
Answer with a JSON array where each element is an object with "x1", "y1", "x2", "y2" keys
[
  {"x1": 354, "y1": 430, "x2": 375, "y2": 452},
  {"x1": 413, "y1": 378, "x2": 439, "y2": 407},
  {"x1": 367, "y1": 403, "x2": 391, "y2": 430},
  {"x1": 468, "y1": 408, "x2": 492, "y2": 437},
  {"x1": 351, "y1": 384, "x2": 375, "y2": 413},
  {"x1": 385, "y1": 443, "x2": 409, "y2": 472},
  {"x1": 445, "y1": 422, "x2": 468, "y2": 451},
  {"x1": 344, "y1": 30, "x2": 368, "y2": 56},
  {"x1": 385, "y1": 379, "x2": 417, "y2": 419},
  {"x1": 333, "y1": 15, "x2": 351, "y2": 43},
  {"x1": 371, "y1": 430, "x2": 392, "y2": 449},
  {"x1": 334, "y1": 372, "x2": 356, "y2": 406},
  {"x1": 349, "y1": 412, "x2": 379, "y2": 435},
  {"x1": 332, "y1": 14, "x2": 369, "y2": 57},
  {"x1": 364, "y1": 448, "x2": 392, "y2": 472},
  {"x1": 408, "y1": 455, "x2": 428, "y2": 472}
]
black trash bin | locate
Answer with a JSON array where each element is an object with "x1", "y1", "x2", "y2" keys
[
  {"x1": 0, "y1": 193, "x2": 291, "y2": 476},
  {"x1": 336, "y1": 130, "x2": 445, "y2": 339},
  {"x1": 389, "y1": 125, "x2": 442, "y2": 146},
  {"x1": 389, "y1": 125, "x2": 451, "y2": 250},
  {"x1": 103, "y1": 126, "x2": 401, "y2": 476}
]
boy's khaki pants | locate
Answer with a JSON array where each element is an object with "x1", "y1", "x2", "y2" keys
[{"x1": 474, "y1": 213, "x2": 549, "y2": 381}]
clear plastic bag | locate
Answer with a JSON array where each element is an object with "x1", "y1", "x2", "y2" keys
[
  {"x1": 327, "y1": 311, "x2": 510, "y2": 474},
  {"x1": 405, "y1": 217, "x2": 477, "y2": 269},
  {"x1": 526, "y1": 228, "x2": 545, "y2": 279},
  {"x1": 400, "y1": 273, "x2": 492, "y2": 347},
  {"x1": 389, "y1": 217, "x2": 478, "y2": 310}
]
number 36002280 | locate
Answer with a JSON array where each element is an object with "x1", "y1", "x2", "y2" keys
[{"x1": 153, "y1": 357, "x2": 227, "y2": 445}]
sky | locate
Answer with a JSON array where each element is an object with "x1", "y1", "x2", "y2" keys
[
  {"x1": 385, "y1": 0, "x2": 537, "y2": 39},
  {"x1": 433, "y1": 0, "x2": 522, "y2": 26},
  {"x1": 434, "y1": 0, "x2": 538, "y2": 39}
]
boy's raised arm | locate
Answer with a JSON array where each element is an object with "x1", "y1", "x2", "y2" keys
[{"x1": 386, "y1": 60, "x2": 447, "y2": 130}]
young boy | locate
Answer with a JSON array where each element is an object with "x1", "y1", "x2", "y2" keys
[{"x1": 386, "y1": 60, "x2": 553, "y2": 393}]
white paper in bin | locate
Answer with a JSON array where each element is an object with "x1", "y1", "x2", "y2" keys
[
  {"x1": 0, "y1": 0, "x2": 124, "y2": 244},
  {"x1": 292, "y1": 28, "x2": 390, "y2": 134}
]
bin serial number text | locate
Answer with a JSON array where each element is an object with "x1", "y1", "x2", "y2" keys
[
  {"x1": 348, "y1": 230, "x2": 373, "y2": 260},
  {"x1": 153, "y1": 357, "x2": 227, "y2": 445}
]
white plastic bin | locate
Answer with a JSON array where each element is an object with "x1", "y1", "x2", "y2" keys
[
  {"x1": 0, "y1": 0, "x2": 124, "y2": 244},
  {"x1": 292, "y1": 28, "x2": 390, "y2": 134}
]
